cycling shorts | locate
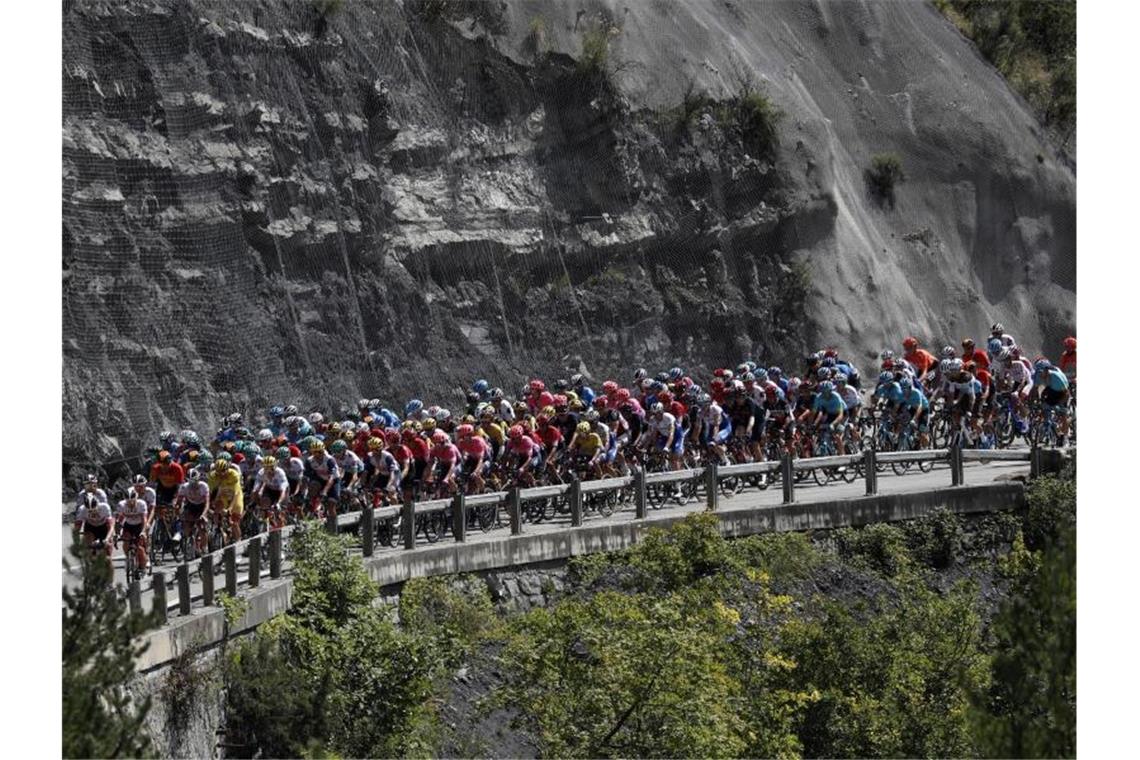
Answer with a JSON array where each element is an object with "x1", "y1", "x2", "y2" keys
[
  {"x1": 261, "y1": 487, "x2": 284, "y2": 505},
  {"x1": 84, "y1": 522, "x2": 110, "y2": 541},
  {"x1": 310, "y1": 476, "x2": 341, "y2": 501},
  {"x1": 121, "y1": 521, "x2": 144, "y2": 539},
  {"x1": 1042, "y1": 387, "x2": 1069, "y2": 409},
  {"x1": 156, "y1": 483, "x2": 178, "y2": 506}
]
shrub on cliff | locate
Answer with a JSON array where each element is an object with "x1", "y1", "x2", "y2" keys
[{"x1": 866, "y1": 152, "x2": 906, "y2": 207}]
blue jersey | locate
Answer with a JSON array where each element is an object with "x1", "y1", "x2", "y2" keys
[
  {"x1": 836, "y1": 361, "x2": 860, "y2": 382},
  {"x1": 1037, "y1": 368, "x2": 1069, "y2": 393},
  {"x1": 878, "y1": 381, "x2": 905, "y2": 405},
  {"x1": 812, "y1": 391, "x2": 848, "y2": 416},
  {"x1": 904, "y1": 387, "x2": 930, "y2": 410}
]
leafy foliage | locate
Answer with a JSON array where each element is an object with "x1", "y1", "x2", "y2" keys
[
  {"x1": 935, "y1": 0, "x2": 1076, "y2": 145},
  {"x1": 865, "y1": 153, "x2": 906, "y2": 207},
  {"x1": 399, "y1": 575, "x2": 501, "y2": 667},
  {"x1": 62, "y1": 541, "x2": 156, "y2": 759}
]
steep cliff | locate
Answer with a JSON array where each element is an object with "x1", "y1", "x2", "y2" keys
[{"x1": 62, "y1": 0, "x2": 1075, "y2": 472}]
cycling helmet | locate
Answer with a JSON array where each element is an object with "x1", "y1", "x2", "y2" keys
[
  {"x1": 405, "y1": 399, "x2": 423, "y2": 416},
  {"x1": 181, "y1": 430, "x2": 200, "y2": 445},
  {"x1": 385, "y1": 430, "x2": 401, "y2": 446},
  {"x1": 425, "y1": 405, "x2": 440, "y2": 419},
  {"x1": 615, "y1": 388, "x2": 631, "y2": 402},
  {"x1": 553, "y1": 379, "x2": 569, "y2": 392},
  {"x1": 657, "y1": 390, "x2": 674, "y2": 404},
  {"x1": 357, "y1": 398, "x2": 370, "y2": 410},
  {"x1": 741, "y1": 372, "x2": 755, "y2": 382},
  {"x1": 950, "y1": 359, "x2": 964, "y2": 372},
  {"x1": 654, "y1": 371, "x2": 670, "y2": 384},
  {"x1": 1063, "y1": 336, "x2": 1077, "y2": 350},
  {"x1": 216, "y1": 451, "x2": 232, "y2": 463},
  {"x1": 698, "y1": 393, "x2": 712, "y2": 405},
  {"x1": 584, "y1": 409, "x2": 599, "y2": 422},
  {"x1": 713, "y1": 368, "x2": 730, "y2": 379},
  {"x1": 329, "y1": 440, "x2": 347, "y2": 454},
  {"x1": 465, "y1": 391, "x2": 480, "y2": 406},
  {"x1": 422, "y1": 417, "x2": 437, "y2": 432},
  {"x1": 308, "y1": 440, "x2": 325, "y2": 453},
  {"x1": 641, "y1": 378, "x2": 655, "y2": 391},
  {"x1": 879, "y1": 349, "x2": 894, "y2": 361},
  {"x1": 821, "y1": 357, "x2": 836, "y2": 368},
  {"x1": 986, "y1": 337, "x2": 1003, "y2": 354},
  {"x1": 456, "y1": 424, "x2": 474, "y2": 437},
  {"x1": 256, "y1": 428, "x2": 273, "y2": 442},
  {"x1": 213, "y1": 458, "x2": 230, "y2": 472},
  {"x1": 593, "y1": 396, "x2": 608, "y2": 410},
  {"x1": 899, "y1": 377, "x2": 913, "y2": 391},
  {"x1": 903, "y1": 336, "x2": 918, "y2": 350},
  {"x1": 490, "y1": 387, "x2": 504, "y2": 400},
  {"x1": 159, "y1": 430, "x2": 176, "y2": 444},
  {"x1": 529, "y1": 379, "x2": 546, "y2": 393},
  {"x1": 940, "y1": 345, "x2": 955, "y2": 358},
  {"x1": 879, "y1": 371, "x2": 893, "y2": 384},
  {"x1": 722, "y1": 370, "x2": 735, "y2": 381},
  {"x1": 651, "y1": 402, "x2": 665, "y2": 414},
  {"x1": 275, "y1": 446, "x2": 291, "y2": 460},
  {"x1": 819, "y1": 380, "x2": 834, "y2": 393},
  {"x1": 680, "y1": 376, "x2": 693, "y2": 389},
  {"x1": 431, "y1": 430, "x2": 449, "y2": 445},
  {"x1": 816, "y1": 367, "x2": 830, "y2": 380},
  {"x1": 262, "y1": 456, "x2": 278, "y2": 469},
  {"x1": 551, "y1": 394, "x2": 568, "y2": 408},
  {"x1": 579, "y1": 387, "x2": 596, "y2": 404},
  {"x1": 835, "y1": 373, "x2": 848, "y2": 384},
  {"x1": 736, "y1": 362, "x2": 751, "y2": 375},
  {"x1": 1034, "y1": 359, "x2": 1052, "y2": 371},
  {"x1": 668, "y1": 367, "x2": 684, "y2": 381},
  {"x1": 650, "y1": 381, "x2": 667, "y2": 393},
  {"x1": 308, "y1": 412, "x2": 324, "y2": 425},
  {"x1": 601, "y1": 380, "x2": 618, "y2": 394},
  {"x1": 633, "y1": 368, "x2": 648, "y2": 382},
  {"x1": 768, "y1": 366, "x2": 782, "y2": 378},
  {"x1": 990, "y1": 322, "x2": 1005, "y2": 335},
  {"x1": 84, "y1": 474, "x2": 98, "y2": 486},
  {"x1": 540, "y1": 405, "x2": 556, "y2": 418},
  {"x1": 754, "y1": 368, "x2": 769, "y2": 383},
  {"x1": 132, "y1": 474, "x2": 147, "y2": 486},
  {"x1": 187, "y1": 468, "x2": 202, "y2": 483},
  {"x1": 476, "y1": 403, "x2": 494, "y2": 418},
  {"x1": 284, "y1": 404, "x2": 299, "y2": 416},
  {"x1": 508, "y1": 425, "x2": 524, "y2": 439},
  {"x1": 538, "y1": 391, "x2": 554, "y2": 408},
  {"x1": 575, "y1": 421, "x2": 591, "y2": 435},
  {"x1": 472, "y1": 379, "x2": 489, "y2": 395},
  {"x1": 570, "y1": 373, "x2": 584, "y2": 387},
  {"x1": 998, "y1": 348, "x2": 1011, "y2": 362}
]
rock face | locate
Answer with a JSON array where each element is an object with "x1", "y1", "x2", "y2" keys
[{"x1": 62, "y1": 0, "x2": 1074, "y2": 472}]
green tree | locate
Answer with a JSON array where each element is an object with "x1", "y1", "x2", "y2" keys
[
  {"x1": 62, "y1": 542, "x2": 156, "y2": 758},
  {"x1": 971, "y1": 474, "x2": 1076, "y2": 757}
]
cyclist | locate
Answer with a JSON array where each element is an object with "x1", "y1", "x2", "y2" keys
[
  {"x1": 128, "y1": 474, "x2": 158, "y2": 523},
  {"x1": 75, "y1": 474, "x2": 108, "y2": 518},
  {"x1": 147, "y1": 450, "x2": 184, "y2": 509},
  {"x1": 364, "y1": 436, "x2": 402, "y2": 503},
  {"x1": 425, "y1": 429, "x2": 462, "y2": 494},
  {"x1": 208, "y1": 456, "x2": 244, "y2": 545},
  {"x1": 304, "y1": 440, "x2": 342, "y2": 518},
  {"x1": 902, "y1": 337, "x2": 937, "y2": 388},
  {"x1": 698, "y1": 392, "x2": 732, "y2": 465},
  {"x1": 503, "y1": 424, "x2": 543, "y2": 485},
  {"x1": 456, "y1": 424, "x2": 491, "y2": 492},
  {"x1": 173, "y1": 468, "x2": 211, "y2": 555},
  {"x1": 74, "y1": 484, "x2": 114, "y2": 560},
  {"x1": 566, "y1": 420, "x2": 606, "y2": 479},
  {"x1": 933, "y1": 358, "x2": 977, "y2": 445},
  {"x1": 1059, "y1": 337, "x2": 1077, "y2": 400},
  {"x1": 1032, "y1": 359, "x2": 1071, "y2": 445},
  {"x1": 330, "y1": 439, "x2": 365, "y2": 498},
  {"x1": 961, "y1": 338, "x2": 990, "y2": 371},
  {"x1": 114, "y1": 490, "x2": 151, "y2": 574},
  {"x1": 809, "y1": 380, "x2": 848, "y2": 456},
  {"x1": 251, "y1": 455, "x2": 289, "y2": 530},
  {"x1": 899, "y1": 377, "x2": 931, "y2": 446},
  {"x1": 834, "y1": 373, "x2": 862, "y2": 446},
  {"x1": 641, "y1": 402, "x2": 683, "y2": 471},
  {"x1": 990, "y1": 322, "x2": 1016, "y2": 349}
]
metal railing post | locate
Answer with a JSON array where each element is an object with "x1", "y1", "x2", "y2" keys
[
  {"x1": 127, "y1": 580, "x2": 142, "y2": 616},
  {"x1": 175, "y1": 564, "x2": 192, "y2": 616},
  {"x1": 633, "y1": 468, "x2": 647, "y2": 519},
  {"x1": 325, "y1": 507, "x2": 337, "y2": 534},
  {"x1": 402, "y1": 494, "x2": 416, "y2": 550},
  {"x1": 151, "y1": 572, "x2": 168, "y2": 625},
  {"x1": 951, "y1": 445, "x2": 964, "y2": 486},
  {"x1": 223, "y1": 545, "x2": 237, "y2": 595},
  {"x1": 781, "y1": 453, "x2": 795, "y2": 504},
  {"x1": 1030, "y1": 445, "x2": 1042, "y2": 479},
  {"x1": 268, "y1": 530, "x2": 282, "y2": 579},
  {"x1": 452, "y1": 492, "x2": 467, "y2": 543},
  {"x1": 569, "y1": 477, "x2": 583, "y2": 527},
  {"x1": 508, "y1": 487, "x2": 523, "y2": 535},
  {"x1": 705, "y1": 462, "x2": 719, "y2": 512},
  {"x1": 199, "y1": 554, "x2": 214, "y2": 606},
  {"x1": 361, "y1": 505, "x2": 375, "y2": 557},
  {"x1": 248, "y1": 536, "x2": 261, "y2": 587},
  {"x1": 864, "y1": 448, "x2": 877, "y2": 495}
]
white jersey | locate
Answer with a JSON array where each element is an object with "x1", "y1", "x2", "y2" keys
[
  {"x1": 497, "y1": 398, "x2": 515, "y2": 421},
  {"x1": 115, "y1": 498, "x2": 148, "y2": 526},
  {"x1": 1004, "y1": 359, "x2": 1032, "y2": 387},
  {"x1": 177, "y1": 480, "x2": 210, "y2": 505},
  {"x1": 838, "y1": 386, "x2": 861, "y2": 409},
  {"x1": 75, "y1": 489, "x2": 109, "y2": 512},
  {"x1": 284, "y1": 456, "x2": 305, "y2": 481},
  {"x1": 77, "y1": 501, "x2": 113, "y2": 526},
  {"x1": 368, "y1": 449, "x2": 399, "y2": 475},
  {"x1": 702, "y1": 402, "x2": 724, "y2": 428},
  {"x1": 129, "y1": 485, "x2": 157, "y2": 510},
  {"x1": 649, "y1": 412, "x2": 677, "y2": 436},
  {"x1": 335, "y1": 450, "x2": 365, "y2": 475},
  {"x1": 254, "y1": 466, "x2": 289, "y2": 492},
  {"x1": 307, "y1": 452, "x2": 340, "y2": 480}
]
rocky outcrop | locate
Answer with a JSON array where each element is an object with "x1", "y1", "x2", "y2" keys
[{"x1": 62, "y1": 0, "x2": 1075, "y2": 475}]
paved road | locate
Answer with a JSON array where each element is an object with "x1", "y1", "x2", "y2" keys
[{"x1": 62, "y1": 458, "x2": 1029, "y2": 616}]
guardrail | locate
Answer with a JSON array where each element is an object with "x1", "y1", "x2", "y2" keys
[{"x1": 121, "y1": 443, "x2": 1071, "y2": 626}]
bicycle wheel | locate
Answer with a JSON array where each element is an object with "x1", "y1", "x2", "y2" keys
[
  {"x1": 420, "y1": 513, "x2": 441, "y2": 543},
  {"x1": 149, "y1": 521, "x2": 165, "y2": 568},
  {"x1": 812, "y1": 467, "x2": 831, "y2": 487},
  {"x1": 476, "y1": 503, "x2": 497, "y2": 531},
  {"x1": 839, "y1": 463, "x2": 858, "y2": 483},
  {"x1": 377, "y1": 519, "x2": 395, "y2": 547}
]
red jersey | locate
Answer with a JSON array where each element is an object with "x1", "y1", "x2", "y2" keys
[
  {"x1": 405, "y1": 436, "x2": 430, "y2": 462},
  {"x1": 904, "y1": 348, "x2": 937, "y2": 376},
  {"x1": 535, "y1": 424, "x2": 562, "y2": 452},
  {"x1": 389, "y1": 444, "x2": 413, "y2": 466},
  {"x1": 974, "y1": 367, "x2": 992, "y2": 391},
  {"x1": 149, "y1": 461, "x2": 185, "y2": 489},
  {"x1": 1059, "y1": 350, "x2": 1076, "y2": 376},
  {"x1": 964, "y1": 348, "x2": 990, "y2": 371}
]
